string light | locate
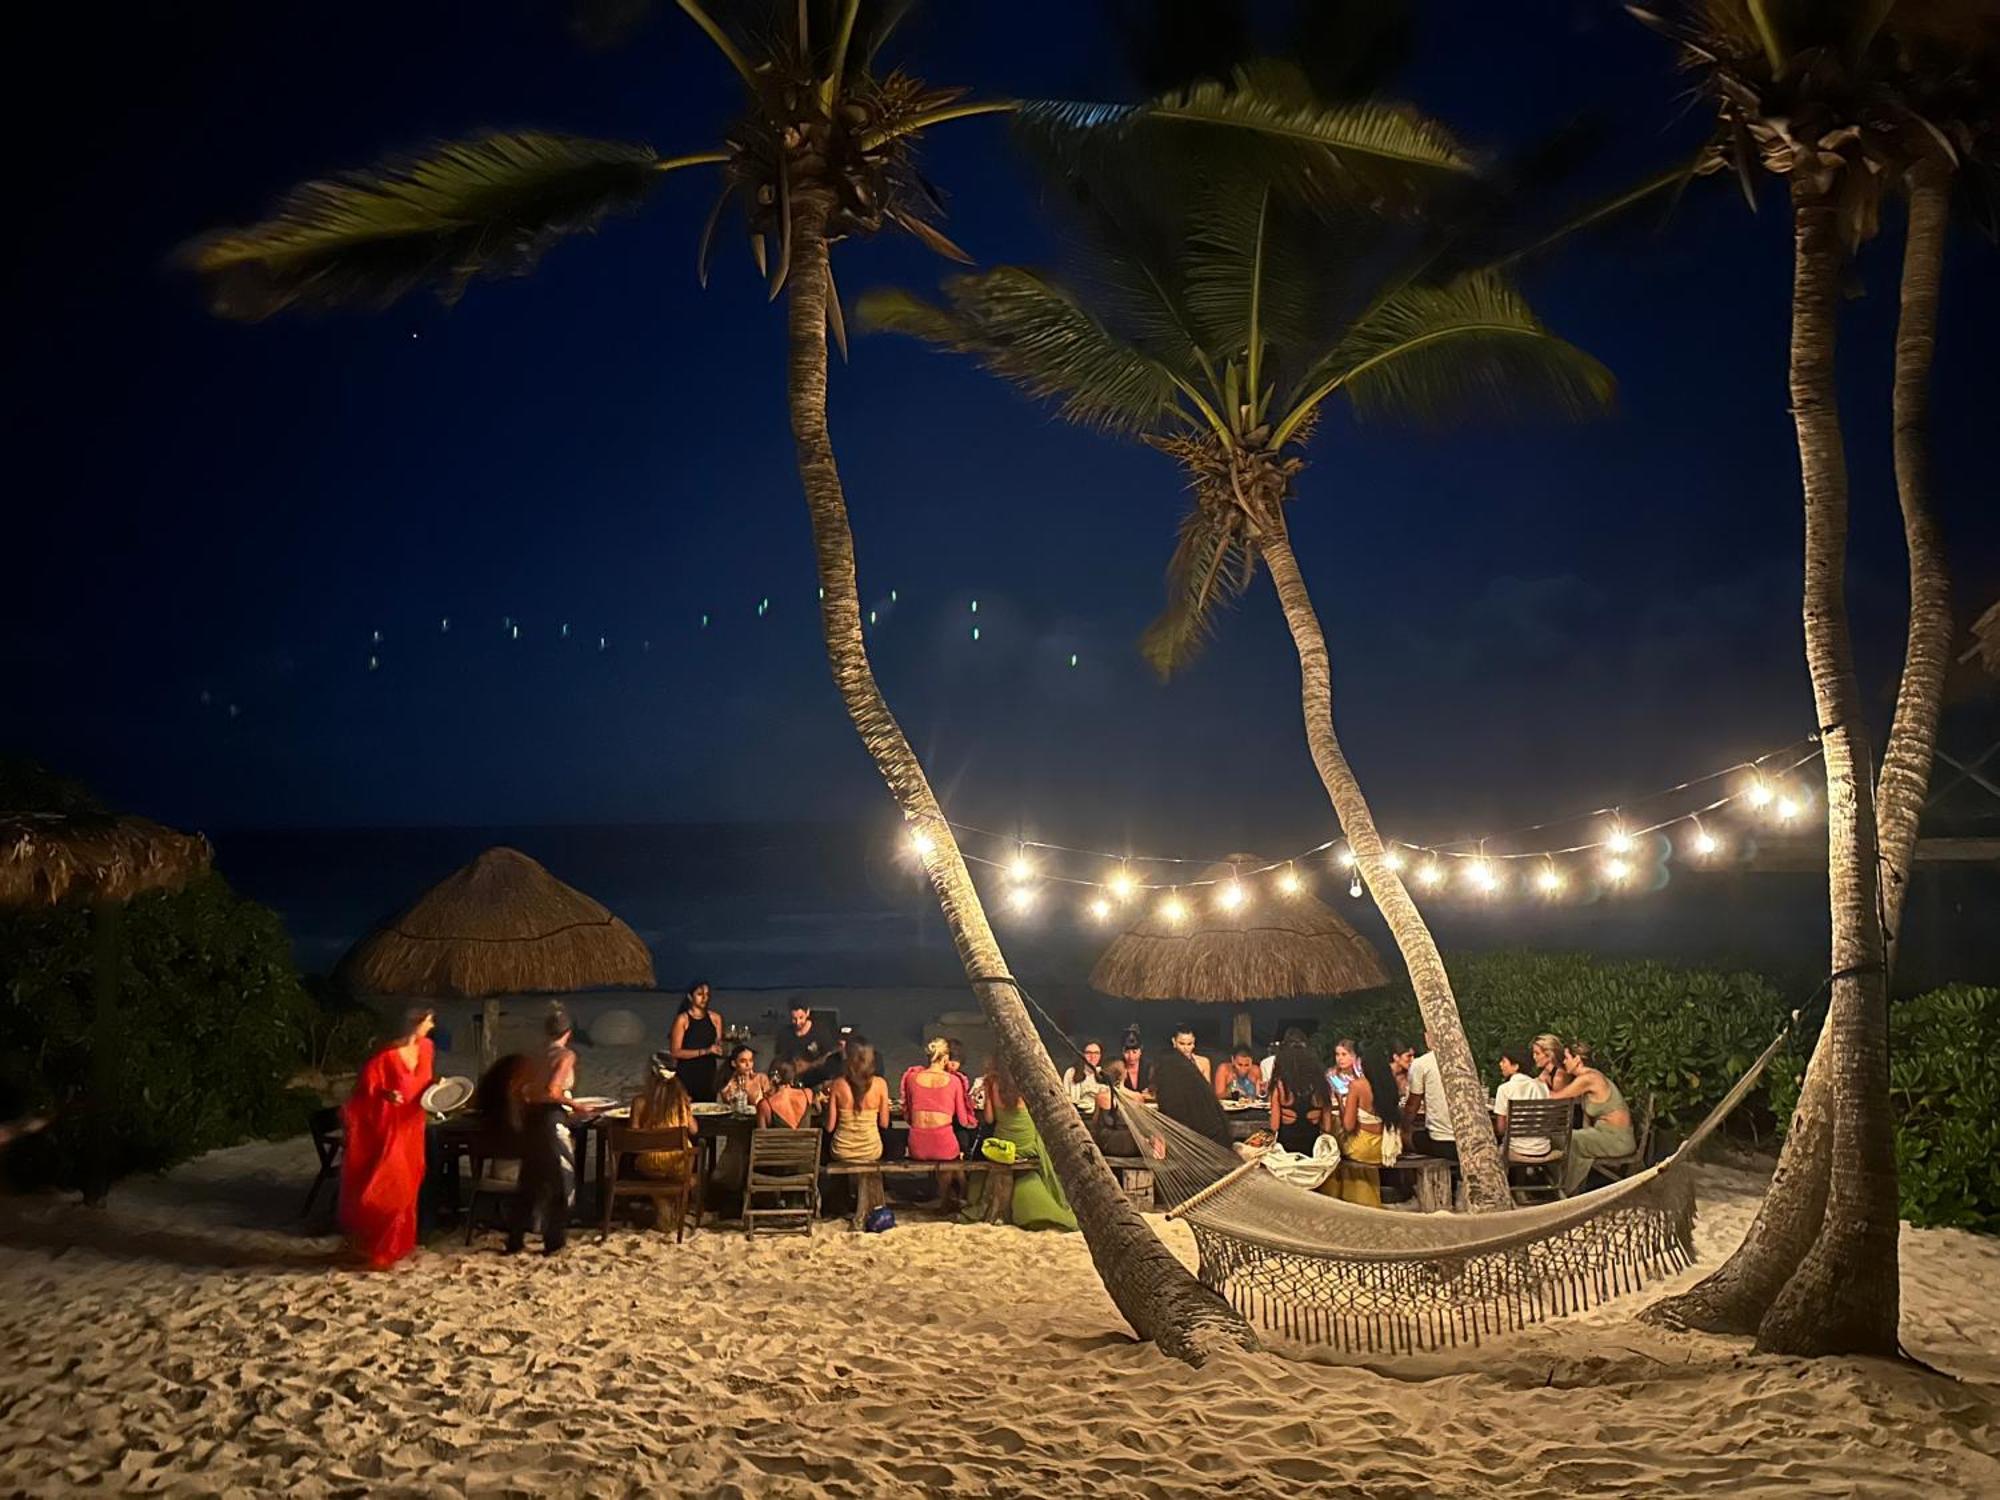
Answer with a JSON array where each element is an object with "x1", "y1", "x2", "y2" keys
[
  {"x1": 1746, "y1": 779, "x2": 1774, "y2": 808},
  {"x1": 1277, "y1": 865, "x2": 1303, "y2": 895},
  {"x1": 1382, "y1": 848, "x2": 1406, "y2": 872},
  {"x1": 1776, "y1": 794, "x2": 1802, "y2": 822},
  {"x1": 1536, "y1": 863, "x2": 1564, "y2": 895},
  {"x1": 1217, "y1": 880, "x2": 1247, "y2": 912},
  {"x1": 1088, "y1": 897, "x2": 1112, "y2": 921},
  {"x1": 909, "y1": 829, "x2": 936, "y2": 859},
  {"x1": 1334, "y1": 845, "x2": 1357, "y2": 869},
  {"x1": 1108, "y1": 867, "x2": 1138, "y2": 902},
  {"x1": 1691, "y1": 823, "x2": 1720, "y2": 857},
  {"x1": 1007, "y1": 886, "x2": 1036, "y2": 913},
  {"x1": 1466, "y1": 859, "x2": 1499, "y2": 895},
  {"x1": 1160, "y1": 894, "x2": 1188, "y2": 924},
  {"x1": 1605, "y1": 818, "x2": 1634, "y2": 855},
  {"x1": 1009, "y1": 848, "x2": 1034, "y2": 884},
  {"x1": 1348, "y1": 873, "x2": 1364, "y2": 899},
  {"x1": 1604, "y1": 857, "x2": 1632, "y2": 884},
  {"x1": 1418, "y1": 862, "x2": 1445, "y2": 889}
]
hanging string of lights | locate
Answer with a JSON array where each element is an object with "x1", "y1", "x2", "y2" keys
[{"x1": 902, "y1": 737, "x2": 1827, "y2": 922}]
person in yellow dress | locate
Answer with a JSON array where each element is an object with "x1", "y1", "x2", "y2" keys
[{"x1": 1324, "y1": 1037, "x2": 1388, "y2": 1207}]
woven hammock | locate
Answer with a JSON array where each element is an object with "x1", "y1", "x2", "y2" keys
[{"x1": 1115, "y1": 1020, "x2": 1793, "y2": 1354}]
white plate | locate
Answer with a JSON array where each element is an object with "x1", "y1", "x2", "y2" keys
[{"x1": 420, "y1": 1076, "x2": 474, "y2": 1115}]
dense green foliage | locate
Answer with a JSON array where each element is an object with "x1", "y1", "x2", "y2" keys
[
  {"x1": 1312, "y1": 951, "x2": 1796, "y2": 1138},
  {"x1": 0, "y1": 874, "x2": 314, "y2": 1189},
  {"x1": 1769, "y1": 985, "x2": 2000, "y2": 1232}
]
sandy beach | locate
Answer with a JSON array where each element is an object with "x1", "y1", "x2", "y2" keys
[{"x1": 1, "y1": 1138, "x2": 1995, "y2": 1500}]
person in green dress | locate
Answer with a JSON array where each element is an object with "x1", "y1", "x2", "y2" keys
[{"x1": 960, "y1": 1061, "x2": 1077, "y2": 1231}]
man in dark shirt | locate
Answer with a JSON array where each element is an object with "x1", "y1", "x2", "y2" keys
[{"x1": 772, "y1": 999, "x2": 835, "y2": 1085}]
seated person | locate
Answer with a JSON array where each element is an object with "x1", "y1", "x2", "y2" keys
[
  {"x1": 1401, "y1": 1031, "x2": 1460, "y2": 1164},
  {"x1": 757, "y1": 1059, "x2": 815, "y2": 1128},
  {"x1": 1492, "y1": 1044, "x2": 1552, "y2": 1158},
  {"x1": 717, "y1": 1044, "x2": 772, "y2": 1112},
  {"x1": 825, "y1": 1044, "x2": 891, "y2": 1165},
  {"x1": 1152, "y1": 1048, "x2": 1235, "y2": 1152},
  {"x1": 1119, "y1": 1036, "x2": 1155, "y2": 1100},
  {"x1": 1212, "y1": 1045, "x2": 1266, "y2": 1103},
  {"x1": 772, "y1": 998, "x2": 837, "y2": 1085},
  {"x1": 959, "y1": 1063, "x2": 1076, "y2": 1231},
  {"x1": 903, "y1": 1037, "x2": 976, "y2": 1211},
  {"x1": 1549, "y1": 1041, "x2": 1636, "y2": 1192},
  {"x1": 1169, "y1": 1024, "x2": 1212, "y2": 1084},
  {"x1": 1388, "y1": 1040, "x2": 1416, "y2": 1107},
  {"x1": 628, "y1": 1055, "x2": 698, "y2": 1183},
  {"x1": 1091, "y1": 1058, "x2": 1140, "y2": 1158},
  {"x1": 1063, "y1": 1041, "x2": 1104, "y2": 1106},
  {"x1": 1533, "y1": 1032, "x2": 1574, "y2": 1096},
  {"x1": 1267, "y1": 1031, "x2": 1330, "y2": 1155}
]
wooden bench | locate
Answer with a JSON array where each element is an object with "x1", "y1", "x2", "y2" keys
[
  {"x1": 1379, "y1": 1154, "x2": 1455, "y2": 1212},
  {"x1": 824, "y1": 1159, "x2": 1035, "y2": 1229}
]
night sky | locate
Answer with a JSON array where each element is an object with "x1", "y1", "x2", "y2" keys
[{"x1": 9, "y1": 1, "x2": 1999, "y2": 858}]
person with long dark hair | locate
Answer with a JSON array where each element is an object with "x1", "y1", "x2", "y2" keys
[
  {"x1": 339, "y1": 1006, "x2": 436, "y2": 1269},
  {"x1": 825, "y1": 1042, "x2": 889, "y2": 1166},
  {"x1": 1267, "y1": 1030, "x2": 1329, "y2": 1156},
  {"x1": 1153, "y1": 1048, "x2": 1235, "y2": 1151},
  {"x1": 958, "y1": 1060, "x2": 1075, "y2": 1230},
  {"x1": 668, "y1": 982, "x2": 725, "y2": 1103},
  {"x1": 1325, "y1": 1037, "x2": 1391, "y2": 1207}
]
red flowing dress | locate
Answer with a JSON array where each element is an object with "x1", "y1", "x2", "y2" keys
[{"x1": 340, "y1": 1037, "x2": 435, "y2": 1269}]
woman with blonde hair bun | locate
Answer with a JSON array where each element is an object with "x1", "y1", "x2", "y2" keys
[{"x1": 903, "y1": 1036, "x2": 975, "y2": 1209}]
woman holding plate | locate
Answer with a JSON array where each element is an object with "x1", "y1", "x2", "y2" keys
[{"x1": 340, "y1": 1006, "x2": 436, "y2": 1269}]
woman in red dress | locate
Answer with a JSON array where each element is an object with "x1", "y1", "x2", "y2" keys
[{"x1": 340, "y1": 1007, "x2": 436, "y2": 1269}]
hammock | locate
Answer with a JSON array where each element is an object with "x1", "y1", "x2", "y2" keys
[{"x1": 1116, "y1": 1020, "x2": 1793, "y2": 1354}]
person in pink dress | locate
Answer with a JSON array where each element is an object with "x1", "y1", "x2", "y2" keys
[
  {"x1": 902, "y1": 1038, "x2": 976, "y2": 1211},
  {"x1": 340, "y1": 1007, "x2": 436, "y2": 1270}
]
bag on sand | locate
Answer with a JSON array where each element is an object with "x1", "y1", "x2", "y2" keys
[{"x1": 863, "y1": 1205, "x2": 896, "y2": 1233}]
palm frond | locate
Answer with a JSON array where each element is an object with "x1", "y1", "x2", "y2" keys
[
  {"x1": 1019, "y1": 63, "x2": 1473, "y2": 211},
  {"x1": 181, "y1": 132, "x2": 694, "y2": 319},
  {"x1": 1278, "y1": 271, "x2": 1614, "y2": 442},
  {"x1": 857, "y1": 271, "x2": 1186, "y2": 434},
  {"x1": 1139, "y1": 499, "x2": 1257, "y2": 678},
  {"x1": 1181, "y1": 184, "x2": 1318, "y2": 385}
]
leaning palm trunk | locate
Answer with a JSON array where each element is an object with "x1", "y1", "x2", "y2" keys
[
  {"x1": 1250, "y1": 501, "x2": 1511, "y2": 1212},
  {"x1": 783, "y1": 186, "x2": 1253, "y2": 1363},
  {"x1": 1649, "y1": 174, "x2": 1900, "y2": 1355},
  {"x1": 1875, "y1": 161, "x2": 1954, "y2": 974}
]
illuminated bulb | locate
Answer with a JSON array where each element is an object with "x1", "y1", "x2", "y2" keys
[
  {"x1": 1382, "y1": 847, "x2": 1405, "y2": 871},
  {"x1": 1008, "y1": 886, "x2": 1036, "y2": 913},
  {"x1": 1418, "y1": 863, "x2": 1444, "y2": 889},
  {"x1": 1160, "y1": 895, "x2": 1188, "y2": 924},
  {"x1": 1537, "y1": 865, "x2": 1564, "y2": 894},
  {"x1": 1009, "y1": 853, "x2": 1034, "y2": 884},
  {"x1": 1336, "y1": 847, "x2": 1357, "y2": 870},
  {"x1": 1467, "y1": 860, "x2": 1498, "y2": 894},
  {"x1": 1088, "y1": 898, "x2": 1112, "y2": 922},
  {"x1": 1776, "y1": 795, "x2": 1802, "y2": 822},
  {"x1": 1606, "y1": 825, "x2": 1634, "y2": 854},
  {"x1": 1746, "y1": 780, "x2": 1775, "y2": 809},
  {"x1": 1604, "y1": 857, "x2": 1632, "y2": 883},
  {"x1": 1108, "y1": 870, "x2": 1137, "y2": 902},
  {"x1": 1691, "y1": 828, "x2": 1720, "y2": 857},
  {"x1": 1277, "y1": 867, "x2": 1303, "y2": 896},
  {"x1": 909, "y1": 829, "x2": 936, "y2": 859},
  {"x1": 1217, "y1": 881, "x2": 1247, "y2": 912},
  {"x1": 1349, "y1": 874, "x2": 1363, "y2": 899}
]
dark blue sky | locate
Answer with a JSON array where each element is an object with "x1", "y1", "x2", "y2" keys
[{"x1": 8, "y1": 1, "x2": 1998, "y2": 857}]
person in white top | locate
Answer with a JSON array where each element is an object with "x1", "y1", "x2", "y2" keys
[
  {"x1": 1492, "y1": 1044, "x2": 1551, "y2": 1157},
  {"x1": 1402, "y1": 1030, "x2": 1458, "y2": 1160}
]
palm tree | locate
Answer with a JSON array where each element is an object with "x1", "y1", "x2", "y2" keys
[
  {"x1": 1624, "y1": 0, "x2": 1997, "y2": 1357},
  {"x1": 180, "y1": 3, "x2": 1490, "y2": 1360},
  {"x1": 860, "y1": 139, "x2": 1613, "y2": 1213}
]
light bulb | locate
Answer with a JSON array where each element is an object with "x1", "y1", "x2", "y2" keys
[
  {"x1": 1691, "y1": 828, "x2": 1720, "y2": 857},
  {"x1": 1349, "y1": 873, "x2": 1363, "y2": 899},
  {"x1": 1008, "y1": 886, "x2": 1035, "y2": 913},
  {"x1": 1336, "y1": 847, "x2": 1357, "y2": 870},
  {"x1": 1160, "y1": 895, "x2": 1188, "y2": 924},
  {"x1": 1088, "y1": 898, "x2": 1112, "y2": 921},
  {"x1": 1217, "y1": 881, "x2": 1247, "y2": 912},
  {"x1": 1467, "y1": 860, "x2": 1498, "y2": 894},
  {"x1": 1604, "y1": 857, "x2": 1632, "y2": 883},
  {"x1": 1537, "y1": 865, "x2": 1563, "y2": 894},
  {"x1": 909, "y1": 829, "x2": 935, "y2": 859},
  {"x1": 1606, "y1": 825, "x2": 1634, "y2": 854},
  {"x1": 1418, "y1": 863, "x2": 1444, "y2": 889},
  {"x1": 1108, "y1": 870, "x2": 1137, "y2": 902},
  {"x1": 1746, "y1": 780, "x2": 1775, "y2": 808},
  {"x1": 1382, "y1": 848, "x2": 1405, "y2": 871},
  {"x1": 1009, "y1": 853, "x2": 1034, "y2": 884},
  {"x1": 1277, "y1": 867, "x2": 1303, "y2": 896},
  {"x1": 1776, "y1": 795, "x2": 1802, "y2": 822}
]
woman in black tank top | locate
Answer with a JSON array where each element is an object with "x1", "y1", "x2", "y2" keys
[{"x1": 669, "y1": 982, "x2": 724, "y2": 1102}]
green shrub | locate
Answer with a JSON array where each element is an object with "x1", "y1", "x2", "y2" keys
[
  {"x1": 1767, "y1": 984, "x2": 2000, "y2": 1232},
  {"x1": 1312, "y1": 951, "x2": 1796, "y2": 1139},
  {"x1": 0, "y1": 872, "x2": 315, "y2": 1189}
]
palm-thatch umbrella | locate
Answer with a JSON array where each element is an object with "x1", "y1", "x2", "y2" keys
[
  {"x1": 0, "y1": 796, "x2": 214, "y2": 1201},
  {"x1": 1090, "y1": 854, "x2": 1389, "y2": 1050},
  {"x1": 336, "y1": 846, "x2": 656, "y2": 1063}
]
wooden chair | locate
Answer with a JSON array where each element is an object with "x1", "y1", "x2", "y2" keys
[
  {"x1": 599, "y1": 1125, "x2": 699, "y2": 1241},
  {"x1": 301, "y1": 1106, "x2": 343, "y2": 1218},
  {"x1": 1502, "y1": 1099, "x2": 1573, "y2": 1203},
  {"x1": 1585, "y1": 1092, "x2": 1655, "y2": 1186},
  {"x1": 745, "y1": 1127, "x2": 821, "y2": 1235},
  {"x1": 464, "y1": 1149, "x2": 525, "y2": 1244}
]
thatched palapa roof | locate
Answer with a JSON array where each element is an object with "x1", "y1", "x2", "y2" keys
[
  {"x1": 0, "y1": 813, "x2": 213, "y2": 909},
  {"x1": 337, "y1": 846, "x2": 656, "y2": 999},
  {"x1": 1090, "y1": 854, "x2": 1389, "y2": 1004}
]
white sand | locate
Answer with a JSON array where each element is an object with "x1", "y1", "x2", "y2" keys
[{"x1": 1, "y1": 1143, "x2": 1996, "y2": 1499}]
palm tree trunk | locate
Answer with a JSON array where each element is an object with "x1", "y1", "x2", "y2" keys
[
  {"x1": 1748, "y1": 171, "x2": 1900, "y2": 1358},
  {"x1": 781, "y1": 185, "x2": 1253, "y2": 1362},
  {"x1": 1875, "y1": 161, "x2": 1953, "y2": 974},
  {"x1": 1654, "y1": 173, "x2": 1900, "y2": 1353},
  {"x1": 1254, "y1": 514, "x2": 1512, "y2": 1212}
]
